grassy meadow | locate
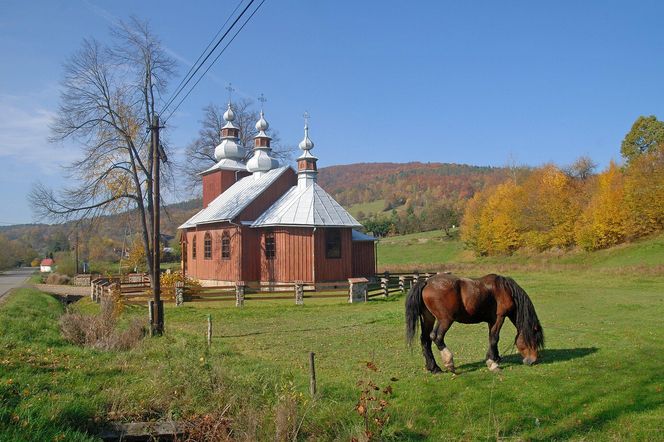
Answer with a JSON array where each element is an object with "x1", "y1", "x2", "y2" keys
[{"x1": 1, "y1": 233, "x2": 663, "y2": 440}]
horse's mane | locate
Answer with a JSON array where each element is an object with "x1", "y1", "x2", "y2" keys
[{"x1": 498, "y1": 276, "x2": 545, "y2": 351}]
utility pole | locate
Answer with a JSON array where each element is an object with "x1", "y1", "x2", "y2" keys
[
  {"x1": 151, "y1": 114, "x2": 164, "y2": 335},
  {"x1": 75, "y1": 229, "x2": 79, "y2": 275}
]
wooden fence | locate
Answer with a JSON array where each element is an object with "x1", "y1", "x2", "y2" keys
[{"x1": 91, "y1": 271, "x2": 439, "y2": 306}]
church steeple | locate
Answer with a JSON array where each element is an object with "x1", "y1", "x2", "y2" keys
[
  {"x1": 246, "y1": 94, "x2": 279, "y2": 177},
  {"x1": 297, "y1": 112, "x2": 317, "y2": 189},
  {"x1": 214, "y1": 101, "x2": 246, "y2": 162}
]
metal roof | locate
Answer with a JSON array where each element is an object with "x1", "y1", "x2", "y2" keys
[
  {"x1": 352, "y1": 229, "x2": 377, "y2": 242},
  {"x1": 199, "y1": 158, "x2": 247, "y2": 175},
  {"x1": 179, "y1": 166, "x2": 291, "y2": 229},
  {"x1": 251, "y1": 182, "x2": 362, "y2": 228}
]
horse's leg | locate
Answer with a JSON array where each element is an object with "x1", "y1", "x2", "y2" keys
[
  {"x1": 485, "y1": 315, "x2": 505, "y2": 373},
  {"x1": 432, "y1": 318, "x2": 456, "y2": 373},
  {"x1": 420, "y1": 310, "x2": 442, "y2": 373}
]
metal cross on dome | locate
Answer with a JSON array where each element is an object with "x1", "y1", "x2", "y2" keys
[
  {"x1": 258, "y1": 93, "x2": 267, "y2": 111},
  {"x1": 303, "y1": 111, "x2": 310, "y2": 126},
  {"x1": 225, "y1": 83, "x2": 235, "y2": 104}
]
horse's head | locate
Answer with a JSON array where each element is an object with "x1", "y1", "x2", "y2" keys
[{"x1": 515, "y1": 322, "x2": 544, "y2": 365}]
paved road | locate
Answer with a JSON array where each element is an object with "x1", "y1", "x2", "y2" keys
[{"x1": 0, "y1": 267, "x2": 35, "y2": 302}]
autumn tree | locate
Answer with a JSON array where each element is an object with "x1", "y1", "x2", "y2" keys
[
  {"x1": 574, "y1": 162, "x2": 630, "y2": 250},
  {"x1": 623, "y1": 144, "x2": 664, "y2": 235},
  {"x1": 29, "y1": 18, "x2": 175, "y2": 287},
  {"x1": 620, "y1": 115, "x2": 664, "y2": 163},
  {"x1": 564, "y1": 156, "x2": 597, "y2": 180}
]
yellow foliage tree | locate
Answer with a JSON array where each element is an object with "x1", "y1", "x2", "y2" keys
[
  {"x1": 574, "y1": 162, "x2": 630, "y2": 250},
  {"x1": 520, "y1": 165, "x2": 579, "y2": 251},
  {"x1": 623, "y1": 144, "x2": 664, "y2": 236}
]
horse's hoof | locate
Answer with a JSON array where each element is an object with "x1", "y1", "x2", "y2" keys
[
  {"x1": 486, "y1": 359, "x2": 501, "y2": 372},
  {"x1": 430, "y1": 366, "x2": 443, "y2": 374}
]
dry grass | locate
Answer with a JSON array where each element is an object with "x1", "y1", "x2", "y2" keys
[
  {"x1": 59, "y1": 296, "x2": 146, "y2": 350},
  {"x1": 45, "y1": 272, "x2": 71, "y2": 285}
]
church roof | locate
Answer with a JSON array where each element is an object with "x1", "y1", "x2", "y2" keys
[
  {"x1": 251, "y1": 182, "x2": 361, "y2": 228},
  {"x1": 179, "y1": 166, "x2": 291, "y2": 228},
  {"x1": 199, "y1": 158, "x2": 247, "y2": 175}
]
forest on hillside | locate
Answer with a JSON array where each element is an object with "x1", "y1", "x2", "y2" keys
[
  {"x1": 3, "y1": 115, "x2": 663, "y2": 268},
  {"x1": 462, "y1": 116, "x2": 664, "y2": 255}
]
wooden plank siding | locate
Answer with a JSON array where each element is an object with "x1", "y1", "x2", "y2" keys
[
  {"x1": 258, "y1": 227, "x2": 314, "y2": 283},
  {"x1": 313, "y1": 228, "x2": 353, "y2": 282},
  {"x1": 352, "y1": 240, "x2": 376, "y2": 278},
  {"x1": 185, "y1": 224, "x2": 242, "y2": 282}
]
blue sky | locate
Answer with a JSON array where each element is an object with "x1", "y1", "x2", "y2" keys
[{"x1": 1, "y1": 0, "x2": 664, "y2": 224}]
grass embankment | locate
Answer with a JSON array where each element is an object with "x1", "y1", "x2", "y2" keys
[
  {"x1": 1, "y1": 234, "x2": 663, "y2": 440},
  {"x1": 377, "y1": 229, "x2": 664, "y2": 274}
]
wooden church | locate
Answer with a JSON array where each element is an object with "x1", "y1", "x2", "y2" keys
[{"x1": 179, "y1": 103, "x2": 376, "y2": 285}]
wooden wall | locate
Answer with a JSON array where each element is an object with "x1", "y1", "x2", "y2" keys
[
  {"x1": 185, "y1": 224, "x2": 242, "y2": 281},
  {"x1": 313, "y1": 228, "x2": 353, "y2": 282},
  {"x1": 257, "y1": 227, "x2": 314, "y2": 283},
  {"x1": 352, "y1": 241, "x2": 376, "y2": 278}
]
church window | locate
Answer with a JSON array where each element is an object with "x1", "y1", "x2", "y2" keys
[
  {"x1": 192, "y1": 235, "x2": 197, "y2": 259},
  {"x1": 204, "y1": 232, "x2": 212, "y2": 260},
  {"x1": 221, "y1": 232, "x2": 231, "y2": 259},
  {"x1": 265, "y1": 232, "x2": 276, "y2": 259},
  {"x1": 325, "y1": 229, "x2": 342, "y2": 259}
]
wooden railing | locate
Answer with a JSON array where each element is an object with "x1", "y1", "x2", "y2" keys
[{"x1": 93, "y1": 271, "x2": 439, "y2": 307}]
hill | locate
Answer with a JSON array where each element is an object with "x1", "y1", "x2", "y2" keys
[
  {"x1": 318, "y1": 162, "x2": 507, "y2": 215},
  {"x1": 3, "y1": 161, "x2": 506, "y2": 258}
]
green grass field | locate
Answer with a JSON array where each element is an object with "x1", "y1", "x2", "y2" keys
[{"x1": 1, "y1": 235, "x2": 663, "y2": 440}]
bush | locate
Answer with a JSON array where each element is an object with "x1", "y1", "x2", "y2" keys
[
  {"x1": 45, "y1": 273, "x2": 70, "y2": 285},
  {"x1": 53, "y1": 251, "x2": 77, "y2": 277},
  {"x1": 59, "y1": 297, "x2": 146, "y2": 351}
]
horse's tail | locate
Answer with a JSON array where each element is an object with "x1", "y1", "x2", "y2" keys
[
  {"x1": 500, "y1": 276, "x2": 545, "y2": 351},
  {"x1": 405, "y1": 280, "x2": 426, "y2": 348}
]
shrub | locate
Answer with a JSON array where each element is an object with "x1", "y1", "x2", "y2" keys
[
  {"x1": 59, "y1": 297, "x2": 145, "y2": 351},
  {"x1": 45, "y1": 273, "x2": 71, "y2": 285},
  {"x1": 53, "y1": 251, "x2": 77, "y2": 276}
]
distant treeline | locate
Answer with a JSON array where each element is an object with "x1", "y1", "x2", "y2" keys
[{"x1": 462, "y1": 116, "x2": 664, "y2": 255}]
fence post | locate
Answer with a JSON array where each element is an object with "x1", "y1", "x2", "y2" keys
[
  {"x1": 380, "y1": 276, "x2": 389, "y2": 298},
  {"x1": 348, "y1": 278, "x2": 368, "y2": 303},
  {"x1": 207, "y1": 314, "x2": 212, "y2": 347},
  {"x1": 235, "y1": 281, "x2": 245, "y2": 308},
  {"x1": 175, "y1": 281, "x2": 184, "y2": 306},
  {"x1": 294, "y1": 281, "x2": 304, "y2": 305},
  {"x1": 399, "y1": 276, "x2": 406, "y2": 294},
  {"x1": 413, "y1": 270, "x2": 420, "y2": 286},
  {"x1": 309, "y1": 351, "x2": 317, "y2": 397}
]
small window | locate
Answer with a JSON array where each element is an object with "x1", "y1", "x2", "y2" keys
[
  {"x1": 265, "y1": 232, "x2": 276, "y2": 260},
  {"x1": 325, "y1": 229, "x2": 342, "y2": 259},
  {"x1": 192, "y1": 235, "x2": 197, "y2": 259},
  {"x1": 204, "y1": 232, "x2": 212, "y2": 260},
  {"x1": 221, "y1": 232, "x2": 231, "y2": 259}
]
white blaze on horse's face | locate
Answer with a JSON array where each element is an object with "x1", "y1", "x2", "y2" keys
[{"x1": 516, "y1": 333, "x2": 539, "y2": 365}]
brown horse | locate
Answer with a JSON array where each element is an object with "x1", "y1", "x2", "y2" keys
[{"x1": 406, "y1": 273, "x2": 544, "y2": 373}]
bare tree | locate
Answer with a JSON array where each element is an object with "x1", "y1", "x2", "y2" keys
[
  {"x1": 183, "y1": 99, "x2": 296, "y2": 191},
  {"x1": 564, "y1": 155, "x2": 597, "y2": 180},
  {"x1": 29, "y1": 18, "x2": 175, "y2": 285}
]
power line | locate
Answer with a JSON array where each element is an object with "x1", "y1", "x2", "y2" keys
[
  {"x1": 163, "y1": 0, "x2": 267, "y2": 125},
  {"x1": 165, "y1": 0, "x2": 245, "y2": 112},
  {"x1": 160, "y1": 0, "x2": 257, "y2": 116}
]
